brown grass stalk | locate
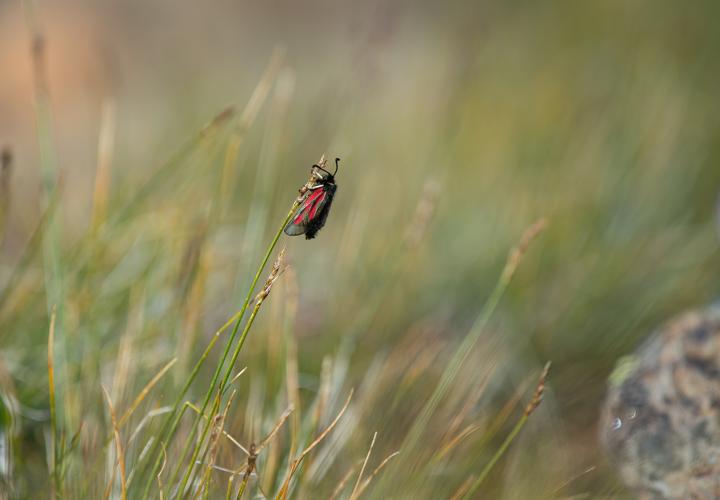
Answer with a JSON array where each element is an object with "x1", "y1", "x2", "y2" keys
[
  {"x1": 350, "y1": 432, "x2": 377, "y2": 499},
  {"x1": 118, "y1": 358, "x2": 177, "y2": 429},
  {"x1": 353, "y1": 450, "x2": 401, "y2": 498},
  {"x1": 276, "y1": 389, "x2": 354, "y2": 499},
  {"x1": 195, "y1": 390, "x2": 237, "y2": 498},
  {"x1": 102, "y1": 386, "x2": 127, "y2": 500},
  {"x1": 328, "y1": 465, "x2": 357, "y2": 500}
]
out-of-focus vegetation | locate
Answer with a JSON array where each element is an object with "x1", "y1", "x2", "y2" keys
[{"x1": 1, "y1": 0, "x2": 719, "y2": 497}]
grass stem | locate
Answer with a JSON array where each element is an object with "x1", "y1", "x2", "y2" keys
[{"x1": 463, "y1": 362, "x2": 551, "y2": 498}]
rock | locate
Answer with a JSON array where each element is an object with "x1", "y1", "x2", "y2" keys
[{"x1": 600, "y1": 305, "x2": 720, "y2": 499}]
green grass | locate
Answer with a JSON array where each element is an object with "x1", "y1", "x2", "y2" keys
[{"x1": 1, "y1": 1, "x2": 720, "y2": 498}]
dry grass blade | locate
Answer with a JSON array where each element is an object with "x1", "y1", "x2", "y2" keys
[
  {"x1": 118, "y1": 358, "x2": 177, "y2": 429},
  {"x1": 552, "y1": 466, "x2": 597, "y2": 495},
  {"x1": 235, "y1": 444, "x2": 257, "y2": 500},
  {"x1": 186, "y1": 402, "x2": 250, "y2": 456},
  {"x1": 157, "y1": 445, "x2": 168, "y2": 500},
  {"x1": 276, "y1": 389, "x2": 354, "y2": 500},
  {"x1": 327, "y1": 465, "x2": 357, "y2": 500},
  {"x1": 502, "y1": 217, "x2": 548, "y2": 283},
  {"x1": 127, "y1": 407, "x2": 172, "y2": 446},
  {"x1": 196, "y1": 390, "x2": 237, "y2": 498},
  {"x1": 458, "y1": 370, "x2": 536, "y2": 458},
  {"x1": 102, "y1": 385, "x2": 127, "y2": 500},
  {"x1": 444, "y1": 366, "x2": 495, "y2": 440},
  {"x1": 350, "y1": 432, "x2": 377, "y2": 499},
  {"x1": 449, "y1": 476, "x2": 474, "y2": 500},
  {"x1": 256, "y1": 405, "x2": 294, "y2": 453},
  {"x1": 229, "y1": 367, "x2": 248, "y2": 387},
  {"x1": 354, "y1": 451, "x2": 401, "y2": 498},
  {"x1": 188, "y1": 405, "x2": 292, "y2": 499},
  {"x1": 434, "y1": 423, "x2": 484, "y2": 463}
]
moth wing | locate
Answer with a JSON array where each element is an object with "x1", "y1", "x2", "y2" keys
[
  {"x1": 284, "y1": 188, "x2": 329, "y2": 236},
  {"x1": 283, "y1": 220, "x2": 308, "y2": 236}
]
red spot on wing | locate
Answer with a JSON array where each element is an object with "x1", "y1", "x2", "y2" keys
[
  {"x1": 308, "y1": 190, "x2": 327, "y2": 219},
  {"x1": 292, "y1": 210, "x2": 306, "y2": 225},
  {"x1": 293, "y1": 189, "x2": 325, "y2": 225},
  {"x1": 293, "y1": 208, "x2": 307, "y2": 226}
]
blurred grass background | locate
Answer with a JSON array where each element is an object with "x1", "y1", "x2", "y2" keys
[{"x1": 1, "y1": 0, "x2": 720, "y2": 497}]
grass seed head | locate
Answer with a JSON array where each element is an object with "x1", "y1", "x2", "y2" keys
[
  {"x1": 524, "y1": 362, "x2": 551, "y2": 417},
  {"x1": 255, "y1": 248, "x2": 287, "y2": 306}
]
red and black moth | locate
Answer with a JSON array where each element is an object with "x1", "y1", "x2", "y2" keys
[{"x1": 284, "y1": 158, "x2": 340, "y2": 239}]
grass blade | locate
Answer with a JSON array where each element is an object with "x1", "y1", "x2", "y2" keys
[{"x1": 463, "y1": 362, "x2": 551, "y2": 498}]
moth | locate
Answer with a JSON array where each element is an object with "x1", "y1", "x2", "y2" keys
[{"x1": 284, "y1": 158, "x2": 339, "y2": 239}]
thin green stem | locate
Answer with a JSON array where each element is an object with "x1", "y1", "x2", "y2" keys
[
  {"x1": 398, "y1": 275, "x2": 507, "y2": 466},
  {"x1": 47, "y1": 307, "x2": 58, "y2": 498},
  {"x1": 175, "y1": 204, "x2": 297, "y2": 497},
  {"x1": 235, "y1": 477, "x2": 248, "y2": 500},
  {"x1": 463, "y1": 414, "x2": 528, "y2": 499},
  {"x1": 137, "y1": 246, "x2": 285, "y2": 496},
  {"x1": 379, "y1": 219, "x2": 546, "y2": 495},
  {"x1": 24, "y1": 4, "x2": 66, "y2": 494},
  {"x1": 226, "y1": 476, "x2": 235, "y2": 500},
  {"x1": 132, "y1": 330, "x2": 221, "y2": 495}
]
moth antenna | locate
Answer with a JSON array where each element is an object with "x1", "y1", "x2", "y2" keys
[
  {"x1": 334, "y1": 157, "x2": 341, "y2": 175},
  {"x1": 313, "y1": 163, "x2": 335, "y2": 178}
]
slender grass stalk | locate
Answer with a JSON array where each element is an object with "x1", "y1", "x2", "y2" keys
[
  {"x1": 118, "y1": 359, "x2": 178, "y2": 430},
  {"x1": 328, "y1": 466, "x2": 357, "y2": 500},
  {"x1": 24, "y1": 0, "x2": 64, "y2": 342},
  {"x1": 47, "y1": 306, "x2": 58, "y2": 498},
  {"x1": 350, "y1": 432, "x2": 377, "y2": 499},
  {"x1": 132, "y1": 332, "x2": 222, "y2": 495},
  {"x1": 142, "y1": 159, "x2": 319, "y2": 498},
  {"x1": 196, "y1": 390, "x2": 236, "y2": 497},
  {"x1": 102, "y1": 386, "x2": 128, "y2": 500},
  {"x1": 235, "y1": 477, "x2": 248, "y2": 500},
  {"x1": 225, "y1": 476, "x2": 235, "y2": 500},
  {"x1": 24, "y1": 0, "x2": 69, "y2": 446},
  {"x1": 462, "y1": 362, "x2": 551, "y2": 499},
  {"x1": 157, "y1": 446, "x2": 168, "y2": 500},
  {"x1": 395, "y1": 219, "x2": 548, "y2": 476},
  {"x1": 180, "y1": 393, "x2": 222, "y2": 498},
  {"x1": 175, "y1": 248, "x2": 289, "y2": 495},
  {"x1": 126, "y1": 62, "x2": 282, "y2": 495},
  {"x1": 353, "y1": 451, "x2": 400, "y2": 499},
  {"x1": 276, "y1": 390, "x2": 354, "y2": 500}
]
